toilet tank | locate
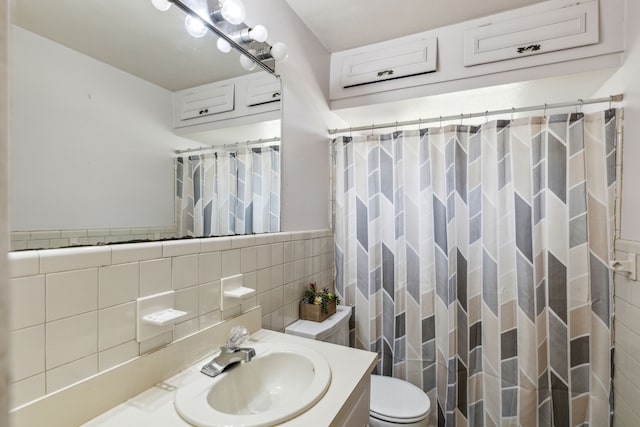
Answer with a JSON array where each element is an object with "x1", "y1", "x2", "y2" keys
[{"x1": 285, "y1": 305, "x2": 351, "y2": 346}]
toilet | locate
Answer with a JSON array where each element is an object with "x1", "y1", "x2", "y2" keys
[{"x1": 285, "y1": 306, "x2": 431, "y2": 426}]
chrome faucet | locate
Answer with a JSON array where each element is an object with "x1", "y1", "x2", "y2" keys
[{"x1": 201, "y1": 326, "x2": 255, "y2": 377}]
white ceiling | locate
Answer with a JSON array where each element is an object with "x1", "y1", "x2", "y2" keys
[{"x1": 285, "y1": 0, "x2": 548, "y2": 52}]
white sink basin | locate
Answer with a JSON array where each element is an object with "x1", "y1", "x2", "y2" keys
[{"x1": 174, "y1": 343, "x2": 332, "y2": 427}]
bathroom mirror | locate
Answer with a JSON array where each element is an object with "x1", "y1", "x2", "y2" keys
[{"x1": 9, "y1": 0, "x2": 282, "y2": 250}]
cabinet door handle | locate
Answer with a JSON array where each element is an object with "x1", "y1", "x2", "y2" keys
[
  {"x1": 272, "y1": 92, "x2": 281, "y2": 98},
  {"x1": 517, "y1": 44, "x2": 541, "y2": 54},
  {"x1": 198, "y1": 108, "x2": 209, "y2": 115},
  {"x1": 376, "y1": 69, "x2": 394, "y2": 77}
]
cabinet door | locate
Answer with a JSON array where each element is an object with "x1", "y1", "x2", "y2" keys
[
  {"x1": 176, "y1": 83, "x2": 235, "y2": 121},
  {"x1": 246, "y1": 74, "x2": 281, "y2": 106},
  {"x1": 463, "y1": 0, "x2": 599, "y2": 66},
  {"x1": 341, "y1": 37, "x2": 437, "y2": 88}
]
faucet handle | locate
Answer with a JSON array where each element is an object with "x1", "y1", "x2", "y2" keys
[{"x1": 226, "y1": 325, "x2": 249, "y2": 350}]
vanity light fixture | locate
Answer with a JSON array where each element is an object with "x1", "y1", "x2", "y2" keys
[
  {"x1": 255, "y1": 43, "x2": 289, "y2": 63},
  {"x1": 210, "y1": 0, "x2": 246, "y2": 25},
  {"x1": 151, "y1": 0, "x2": 172, "y2": 12},
  {"x1": 239, "y1": 49, "x2": 258, "y2": 71},
  {"x1": 185, "y1": 14, "x2": 208, "y2": 38},
  {"x1": 240, "y1": 41, "x2": 288, "y2": 70},
  {"x1": 270, "y1": 42, "x2": 289, "y2": 62},
  {"x1": 218, "y1": 25, "x2": 268, "y2": 53},
  {"x1": 151, "y1": 0, "x2": 286, "y2": 75},
  {"x1": 217, "y1": 38, "x2": 232, "y2": 53},
  {"x1": 247, "y1": 25, "x2": 268, "y2": 43}
]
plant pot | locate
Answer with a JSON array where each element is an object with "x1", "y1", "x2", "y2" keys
[{"x1": 299, "y1": 299, "x2": 337, "y2": 322}]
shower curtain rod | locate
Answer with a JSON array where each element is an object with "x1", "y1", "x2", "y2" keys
[
  {"x1": 328, "y1": 94, "x2": 624, "y2": 136},
  {"x1": 175, "y1": 137, "x2": 281, "y2": 155}
]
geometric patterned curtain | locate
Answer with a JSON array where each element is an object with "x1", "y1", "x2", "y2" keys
[
  {"x1": 175, "y1": 145, "x2": 280, "y2": 236},
  {"x1": 333, "y1": 110, "x2": 617, "y2": 426}
]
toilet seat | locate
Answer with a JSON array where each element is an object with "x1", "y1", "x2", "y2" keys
[{"x1": 370, "y1": 375, "x2": 430, "y2": 423}]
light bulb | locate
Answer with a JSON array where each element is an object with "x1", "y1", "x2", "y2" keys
[
  {"x1": 270, "y1": 42, "x2": 289, "y2": 62},
  {"x1": 249, "y1": 25, "x2": 268, "y2": 43},
  {"x1": 217, "y1": 38, "x2": 232, "y2": 53},
  {"x1": 220, "y1": 0, "x2": 246, "y2": 25},
  {"x1": 185, "y1": 15, "x2": 207, "y2": 38},
  {"x1": 151, "y1": 0, "x2": 172, "y2": 11},
  {"x1": 240, "y1": 50, "x2": 257, "y2": 71}
]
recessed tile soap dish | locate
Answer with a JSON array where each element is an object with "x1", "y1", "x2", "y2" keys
[
  {"x1": 221, "y1": 274, "x2": 255, "y2": 310},
  {"x1": 143, "y1": 308, "x2": 188, "y2": 326},
  {"x1": 136, "y1": 291, "x2": 188, "y2": 342}
]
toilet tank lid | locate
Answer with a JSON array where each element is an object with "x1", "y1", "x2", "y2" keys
[
  {"x1": 284, "y1": 305, "x2": 351, "y2": 341},
  {"x1": 370, "y1": 375, "x2": 430, "y2": 421}
]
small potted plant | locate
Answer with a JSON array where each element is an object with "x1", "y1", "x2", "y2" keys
[{"x1": 300, "y1": 282, "x2": 340, "y2": 322}]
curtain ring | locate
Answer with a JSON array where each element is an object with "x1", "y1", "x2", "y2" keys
[
  {"x1": 349, "y1": 126, "x2": 352, "y2": 139},
  {"x1": 485, "y1": 110, "x2": 489, "y2": 124},
  {"x1": 439, "y1": 116, "x2": 442, "y2": 129},
  {"x1": 395, "y1": 121, "x2": 398, "y2": 133},
  {"x1": 511, "y1": 107, "x2": 515, "y2": 122},
  {"x1": 371, "y1": 124, "x2": 374, "y2": 137},
  {"x1": 459, "y1": 113, "x2": 464, "y2": 126},
  {"x1": 418, "y1": 118, "x2": 422, "y2": 132},
  {"x1": 609, "y1": 95, "x2": 612, "y2": 110},
  {"x1": 543, "y1": 103, "x2": 548, "y2": 119}
]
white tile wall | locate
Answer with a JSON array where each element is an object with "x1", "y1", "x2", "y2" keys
[
  {"x1": 614, "y1": 240, "x2": 640, "y2": 427},
  {"x1": 10, "y1": 325, "x2": 45, "y2": 381},
  {"x1": 9, "y1": 275, "x2": 44, "y2": 330},
  {"x1": 46, "y1": 268, "x2": 98, "y2": 321},
  {"x1": 98, "y1": 303, "x2": 136, "y2": 351},
  {"x1": 139, "y1": 258, "x2": 171, "y2": 297},
  {"x1": 10, "y1": 226, "x2": 178, "y2": 251},
  {"x1": 98, "y1": 263, "x2": 138, "y2": 308},
  {"x1": 46, "y1": 354, "x2": 98, "y2": 393},
  {"x1": 7, "y1": 230, "x2": 335, "y2": 408},
  {"x1": 46, "y1": 312, "x2": 97, "y2": 369}
]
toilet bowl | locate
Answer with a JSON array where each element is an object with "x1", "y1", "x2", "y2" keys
[
  {"x1": 285, "y1": 306, "x2": 431, "y2": 426},
  {"x1": 369, "y1": 374, "x2": 430, "y2": 426}
]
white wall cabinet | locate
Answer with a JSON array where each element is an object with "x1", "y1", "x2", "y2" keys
[
  {"x1": 173, "y1": 72, "x2": 281, "y2": 131},
  {"x1": 340, "y1": 38, "x2": 437, "y2": 88},
  {"x1": 463, "y1": 0, "x2": 599, "y2": 66},
  {"x1": 329, "y1": 0, "x2": 623, "y2": 110},
  {"x1": 246, "y1": 73, "x2": 281, "y2": 106},
  {"x1": 175, "y1": 83, "x2": 235, "y2": 121}
]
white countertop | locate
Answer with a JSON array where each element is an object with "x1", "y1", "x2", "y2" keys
[{"x1": 81, "y1": 329, "x2": 377, "y2": 426}]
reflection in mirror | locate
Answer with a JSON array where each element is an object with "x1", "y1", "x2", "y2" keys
[{"x1": 10, "y1": 0, "x2": 282, "y2": 250}]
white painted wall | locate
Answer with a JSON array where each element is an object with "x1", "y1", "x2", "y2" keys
[
  {"x1": 10, "y1": 26, "x2": 176, "y2": 231},
  {"x1": 588, "y1": 0, "x2": 640, "y2": 242},
  {"x1": 244, "y1": 0, "x2": 348, "y2": 231},
  {"x1": 0, "y1": 0, "x2": 9, "y2": 423}
]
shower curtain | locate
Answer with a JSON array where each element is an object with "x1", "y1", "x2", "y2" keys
[
  {"x1": 175, "y1": 145, "x2": 280, "y2": 236},
  {"x1": 333, "y1": 110, "x2": 617, "y2": 426}
]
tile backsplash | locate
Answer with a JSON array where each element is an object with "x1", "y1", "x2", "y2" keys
[
  {"x1": 7, "y1": 230, "x2": 334, "y2": 408},
  {"x1": 10, "y1": 226, "x2": 179, "y2": 251},
  {"x1": 613, "y1": 239, "x2": 640, "y2": 427}
]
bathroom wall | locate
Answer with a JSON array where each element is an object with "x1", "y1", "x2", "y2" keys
[
  {"x1": 6, "y1": 229, "x2": 334, "y2": 408},
  {"x1": 243, "y1": 0, "x2": 349, "y2": 231},
  {"x1": 1, "y1": 0, "x2": 9, "y2": 423},
  {"x1": 589, "y1": 0, "x2": 640, "y2": 243},
  {"x1": 589, "y1": 1, "x2": 640, "y2": 421},
  {"x1": 611, "y1": 241, "x2": 640, "y2": 427}
]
